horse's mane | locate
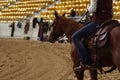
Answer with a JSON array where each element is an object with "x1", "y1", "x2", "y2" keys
[{"x1": 59, "y1": 16, "x2": 83, "y2": 30}]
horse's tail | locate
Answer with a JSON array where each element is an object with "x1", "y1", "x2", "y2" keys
[{"x1": 104, "y1": 65, "x2": 116, "y2": 73}]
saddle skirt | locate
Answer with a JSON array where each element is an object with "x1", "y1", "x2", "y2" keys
[{"x1": 88, "y1": 20, "x2": 120, "y2": 48}]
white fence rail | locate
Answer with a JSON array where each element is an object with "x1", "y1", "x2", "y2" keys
[{"x1": 0, "y1": 22, "x2": 39, "y2": 40}]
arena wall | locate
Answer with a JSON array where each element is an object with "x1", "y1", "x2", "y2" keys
[{"x1": 0, "y1": 22, "x2": 39, "y2": 40}]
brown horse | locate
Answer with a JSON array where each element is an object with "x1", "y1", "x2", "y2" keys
[{"x1": 49, "y1": 11, "x2": 120, "y2": 80}]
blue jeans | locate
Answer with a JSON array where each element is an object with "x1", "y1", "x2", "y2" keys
[{"x1": 72, "y1": 22, "x2": 99, "y2": 65}]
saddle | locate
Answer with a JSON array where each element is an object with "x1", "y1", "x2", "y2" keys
[
  {"x1": 89, "y1": 20, "x2": 120, "y2": 48},
  {"x1": 86, "y1": 20, "x2": 120, "y2": 73}
]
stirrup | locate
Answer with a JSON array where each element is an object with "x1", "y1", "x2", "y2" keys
[
  {"x1": 74, "y1": 65, "x2": 83, "y2": 71},
  {"x1": 74, "y1": 65, "x2": 97, "y2": 71},
  {"x1": 74, "y1": 64, "x2": 90, "y2": 71}
]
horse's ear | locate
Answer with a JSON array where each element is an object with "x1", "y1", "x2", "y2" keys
[
  {"x1": 54, "y1": 11, "x2": 58, "y2": 18},
  {"x1": 62, "y1": 13, "x2": 66, "y2": 17}
]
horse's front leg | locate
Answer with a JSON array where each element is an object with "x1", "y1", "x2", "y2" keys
[
  {"x1": 89, "y1": 69, "x2": 98, "y2": 80},
  {"x1": 71, "y1": 44, "x2": 85, "y2": 80},
  {"x1": 74, "y1": 70, "x2": 85, "y2": 80},
  {"x1": 73, "y1": 58, "x2": 85, "y2": 80}
]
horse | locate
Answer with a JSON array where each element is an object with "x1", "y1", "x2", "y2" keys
[
  {"x1": 38, "y1": 21, "x2": 50, "y2": 41},
  {"x1": 49, "y1": 11, "x2": 120, "y2": 80}
]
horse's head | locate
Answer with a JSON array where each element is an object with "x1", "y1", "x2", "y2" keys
[{"x1": 49, "y1": 11, "x2": 65, "y2": 43}]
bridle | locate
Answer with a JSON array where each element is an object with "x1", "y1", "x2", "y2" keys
[{"x1": 50, "y1": 20, "x2": 64, "y2": 41}]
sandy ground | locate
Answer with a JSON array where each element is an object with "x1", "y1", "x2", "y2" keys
[{"x1": 0, "y1": 38, "x2": 120, "y2": 80}]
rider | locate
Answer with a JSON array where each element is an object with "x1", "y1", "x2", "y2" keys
[{"x1": 72, "y1": 0, "x2": 113, "y2": 71}]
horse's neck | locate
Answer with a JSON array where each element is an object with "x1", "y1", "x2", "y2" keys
[{"x1": 63, "y1": 19, "x2": 83, "y2": 42}]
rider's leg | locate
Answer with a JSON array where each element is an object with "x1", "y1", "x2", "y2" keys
[{"x1": 72, "y1": 22, "x2": 98, "y2": 70}]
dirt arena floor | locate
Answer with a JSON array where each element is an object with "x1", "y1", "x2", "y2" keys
[{"x1": 0, "y1": 38, "x2": 120, "y2": 80}]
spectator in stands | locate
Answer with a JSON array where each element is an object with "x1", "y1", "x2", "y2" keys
[
  {"x1": 70, "y1": 8, "x2": 76, "y2": 17},
  {"x1": 72, "y1": 0, "x2": 113, "y2": 71}
]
